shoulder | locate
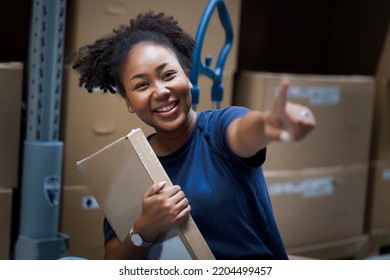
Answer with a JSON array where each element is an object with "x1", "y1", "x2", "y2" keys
[
  {"x1": 197, "y1": 106, "x2": 251, "y2": 137},
  {"x1": 201, "y1": 106, "x2": 250, "y2": 116},
  {"x1": 199, "y1": 106, "x2": 250, "y2": 124},
  {"x1": 195, "y1": 106, "x2": 250, "y2": 156}
]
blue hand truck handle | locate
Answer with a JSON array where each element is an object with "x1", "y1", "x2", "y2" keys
[{"x1": 189, "y1": 0, "x2": 234, "y2": 110}]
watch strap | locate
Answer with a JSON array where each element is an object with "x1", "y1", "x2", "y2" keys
[{"x1": 129, "y1": 227, "x2": 153, "y2": 247}]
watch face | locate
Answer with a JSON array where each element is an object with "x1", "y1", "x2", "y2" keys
[{"x1": 131, "y1": 233, "x2": 143, "y2": 247}]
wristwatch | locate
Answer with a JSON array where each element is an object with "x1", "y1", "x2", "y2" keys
[{"x1": 129, "y1": 227, "x2": 153, "y2": 247}]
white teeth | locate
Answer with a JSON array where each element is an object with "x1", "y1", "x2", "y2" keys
[{"x1": 156, "y1": 103, "x2": 176, "y2": 112}]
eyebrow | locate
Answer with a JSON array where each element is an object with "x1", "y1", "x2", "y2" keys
[{"x1": 129, "y1": 62, "x2": 169, "y2": 81}]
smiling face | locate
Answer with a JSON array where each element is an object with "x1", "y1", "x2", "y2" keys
[{"x1": 122, "y1": 42, "x2": 194, "y2": 135}]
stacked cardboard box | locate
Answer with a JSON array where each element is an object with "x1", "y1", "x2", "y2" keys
[
  {"x1": 64, "y1": 0, "x2": 241, "y2": 73},
  {"x1": 234, "y1": 71, "x2": 374, "y2": 259},
  {"x1": 60, "y1": 0, "x2": 241, "y2": 258},
  {"x1": 0, "y1": 63, "x2": 23, "y2": 189},
  {"x1": 365, "y1": 24, "x2": 390, "y2": 255},
  {"x1": 60, "y1": 185, "x2": 105, "y2": 259},
  {"x1": 0, "y1": 62, "x2": 23, "y2": 259},
  {"x1": 64, "y1": 0, "x2": 240, "y2": 111},
  {"x1": 0, "y1": 189, "x2": 13, "y2": 260}
]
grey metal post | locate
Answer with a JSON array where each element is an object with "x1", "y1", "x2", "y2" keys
[{"x1": 14, "y1": 0, "x2": 68, "y2": 260}]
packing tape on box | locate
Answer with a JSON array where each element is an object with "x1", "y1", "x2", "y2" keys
[
  {"x1": 268, "y1": 177, "x2": 335, "y2": 198},
  {"x1": 274, "y1": 86, "x2": 340, "y2": 106},
  {"x1": 82, "y1": 196, "x2": 100, "y2": 209},
  {"x1": 382, "y1": 168, "x2": 390, "y2": 181}
]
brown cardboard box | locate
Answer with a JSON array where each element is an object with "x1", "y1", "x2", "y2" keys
[
  {"x1": 371, "y1": 23, "x2": 390, "y2": 161},
  {"x1": 234, "y1": 71, "x2": 375, "y2": 170},
  {"x1": 60, "y1": 185, "x2": 105, "y2": 260},
  {"x1": 65, "y1": 0, "x2": 241, "y2": 72},
  {"x1": 76, "y1": 128, "x2": 214, "y2": 259},
  {"x1": 61, "y1": 65, "x2": 155, "y2": 185},
  {"x1": 0, "y1": 62, "x2": 23, "y2": 189},
  {"x1": 367, "y1": 227, "x2": 390, "y2": 255},
  {"x1": 371, "y1": 77, "x2": 390, "y2": 161},
  {"x1": 0, "y1": 189, "x2": 13, "y2": 260},
  {"x1": 287, "y1": 235, "x2": 369, "y2": 260},
  {"x1": 265, "y1": 164, "x2": 368, "y2": 249},
  {"x1": 376, "y1": 24, "x2": 390, "y2": 77},
  {"x1": 366, "y1": 160, "x2": 390, "y2": 230}
]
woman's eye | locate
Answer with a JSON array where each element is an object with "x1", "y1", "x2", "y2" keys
[
  {"x1": 134, "y1": 82, "x2": 148, "y2": 90},
  {"x1": 162, "y1": 71, "x2": 176, "y2": 80}
]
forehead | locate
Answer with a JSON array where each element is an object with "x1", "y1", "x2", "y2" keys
[{"x1": 127, "y1": 42, "x2": 179, "y2": 64}]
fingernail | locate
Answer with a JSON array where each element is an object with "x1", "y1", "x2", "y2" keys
[
  {"x1": 281, "y1": 78, "x2": 290, "y2": 85},
  {"x1": 280, "y1": 131, "x2": 291, "y2": 142},
  {"x1": 157, "y1": 181, "x2": 166, "y2": 188}
]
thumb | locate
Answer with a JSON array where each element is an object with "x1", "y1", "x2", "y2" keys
[
  {"x1": 266, "y1": 125, "x2": 291, "y2": 142},
  {"x1": 279, "y1": 130, "x2": 291, "y2": 142},
  {"x1": 145, "y1": 181, "x2": 166, "y2": 198}
]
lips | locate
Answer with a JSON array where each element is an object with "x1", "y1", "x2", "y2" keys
[{"x1": 154, "y1": 101, "x2": 177, "y2": 113}]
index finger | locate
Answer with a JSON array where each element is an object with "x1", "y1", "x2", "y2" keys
[
  {"x1": 144, "y1": 181, "x2": 166, "y2": 198},
  {"x1": 272, "y1": 79, "x2": 289, "y2": 115}
]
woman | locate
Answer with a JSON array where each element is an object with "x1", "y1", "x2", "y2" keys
[{"x1": 72, "y1": 12, "x2": 315, "y2": 260}]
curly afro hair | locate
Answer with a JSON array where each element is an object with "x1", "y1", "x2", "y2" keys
[{"x1": 72, "y1": 12, "x2": 196, "y2": 98}]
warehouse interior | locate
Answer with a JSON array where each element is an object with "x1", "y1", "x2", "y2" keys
[{"x1": 1, "y1": 0, "x2": 390, "y2": 260}]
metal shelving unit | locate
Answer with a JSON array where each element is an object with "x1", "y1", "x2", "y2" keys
[{"x1": 14, "y1": 0, "x2": 68, "y2": 260}]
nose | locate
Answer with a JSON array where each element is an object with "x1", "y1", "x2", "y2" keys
[{"x1": 153, "y1": 81, "x2": 170, "y2": 99}]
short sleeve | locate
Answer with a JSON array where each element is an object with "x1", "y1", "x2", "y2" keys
[
  {"x1": 200, "y1": 106, "x2": 266, "y2": 168},
  {"x1": 103, "y1": 217, "x2": 116, "y2": 245}
]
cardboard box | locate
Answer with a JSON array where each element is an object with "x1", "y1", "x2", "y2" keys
[
  {"x1": 366, "y1": 160, "x2": 390, "y2": 230},
  {"x1": 287, "y1": 235, "x2": 369, "y2": 260},
  {"x1": 376, "y1": 24, "x2": 390, "y2": 77},
  {"x1": 368, "y1": 227, "x2": 390, "y2": 254},
  {"x1": 60, "y1": 185, "x2": 105, "y2": 260},
  {"x1": 265, "y1": 164, "x2": 368, "y2": 249},
  {"x1": 0, "y1": 62, "x2": 23, "y2": 189},
  {"x1": 65, "y1": 0, "x2": 241, "y2": 72},
  {"x1": 76, "y1": 128, "x2": 214, "y2": 260},
  {"x1": 371, "y1": 24, "x2": 390, "y2": 161},
  {"x1": 370, "y1": 77, "x2": 390, "y2": 161},
  {"x1": 234, "y1": 71, "x2": 374, "y2": 170},
  {"x1": 0, "y1": 189, "x2": 13, "y2": 260}
]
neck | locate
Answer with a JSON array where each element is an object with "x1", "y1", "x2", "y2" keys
[{"x1": 151, "y1": 109, "x2": 197, "y2": 156}]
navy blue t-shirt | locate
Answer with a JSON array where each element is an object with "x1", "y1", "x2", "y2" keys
[{"x1": 104, "y1": 106, "x2": 288, "y2": 259}]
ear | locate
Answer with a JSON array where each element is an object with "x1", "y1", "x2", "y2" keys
[
  {"x1": 124, "y1": 97, "x2": 135, "y2": 113},
  {"x1": 128, "y1": 106, "x2": 135, "y2": 113}
]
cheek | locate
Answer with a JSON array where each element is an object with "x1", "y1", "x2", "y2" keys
[
  {"x1": 127, "y1": 92, "x2": 147, "y2": 109},
  {"x1": 176, "y1": 77, "x2": 192, "y2": 96}
]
